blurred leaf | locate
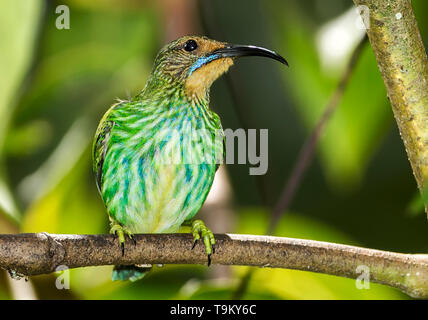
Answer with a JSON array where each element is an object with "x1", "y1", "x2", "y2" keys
[
  {"x1": 0, "y1": 271, "x2": 12, "y2": 300},
  {"x1": 21, "y1": 146, "x2": 106, "y2": 234},
  {"x1": 0, "y1": 0, "x2": 44, "y2": 222},
  {"x1": 178, "y1": 278, "x2": 282, "y2": 300},
  {"x1": 84, "y1": 266, "x2": 207, "y2": 300},
  {"x1": 18, "y1": 118, "x2": 91, "y2": 205},
  {"x1": 245, "y1": 266, "x2": 404, "y2": 300},
  {"x1": 4, "y1": 120, "x2": 52, "y2": 157},
  {"x1": 0, "y1": 0, "x2": 43, "y2": 143}
]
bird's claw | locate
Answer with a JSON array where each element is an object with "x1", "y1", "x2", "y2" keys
[
  {"x1": 110, "y1": 223, "x2": 135, "y2": 256},
  {"x1": 130, "y1": 234, "x2": 137, "y2": 246},
  {"x1": 190, "y1": 219, "x2": 215, "y2": 266},
  {"x1": 191, "y1": 238, "x2": 198, "y2": 250}
]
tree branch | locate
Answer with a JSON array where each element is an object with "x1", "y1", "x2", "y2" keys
[
  {"x1": 353, "y1": 0, "x2": 428, "y2": 214},
  {"x1": 1, "y1": 232, "x2": 428, "y2": 298}
]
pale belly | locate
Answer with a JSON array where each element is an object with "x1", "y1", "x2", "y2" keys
[{"x1": 101, "y1": 147, "x2": 217, "y2": 233}]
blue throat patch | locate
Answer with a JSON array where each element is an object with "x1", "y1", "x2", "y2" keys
[{"x1": 188, "y1": 54, "x2": 220, "y2": 75}]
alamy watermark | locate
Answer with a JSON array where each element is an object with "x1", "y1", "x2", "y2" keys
[
  {"x1": 55, "y1": 5, "x2": 70, "y2": 30},
  {"x1": 355, "y1": 5, "x2": 370, "y2": 30},
  {"x1": 355, "y1": 265, "x2": 370, "y2": 289},
  {"x1": 225, "y1": 128, "x2": 268, "y2": 176},
  {"x1": 152, "y1": 126, "x2": 269, "y2": 176},
  {"x1": 55, "y1": 265, "x2": 70, "y2": 289}
]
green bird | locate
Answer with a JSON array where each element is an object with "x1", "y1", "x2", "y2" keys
[{"x1": 93, "y1": 35, "x2": 287, "y2": 281}]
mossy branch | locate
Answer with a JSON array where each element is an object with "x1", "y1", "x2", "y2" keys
[
  {"x1": 353, "y1": 0, "x2": 428, "y2": 214},
  {"x1": 1, "y1": 232, "x2": 428, "y2": 298}
]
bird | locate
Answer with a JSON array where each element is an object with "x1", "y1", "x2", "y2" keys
[{"x1": 92, "y1": 35, "x2": 288, "y2": 281}]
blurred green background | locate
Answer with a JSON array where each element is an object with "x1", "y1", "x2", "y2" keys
[{"x1": 1, "y1": 0, "x2": 427, "y2": 300}]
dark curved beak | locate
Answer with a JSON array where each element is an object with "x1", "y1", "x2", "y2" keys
[{"x1": 212, "y1": 44, "x2": 288, "y2": 66}]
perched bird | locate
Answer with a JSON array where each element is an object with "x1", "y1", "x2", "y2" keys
[{"x1": 93, "y1": 35, "x2": 287, "y2": 281}]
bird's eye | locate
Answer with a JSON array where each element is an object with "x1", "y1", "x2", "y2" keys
[{"x1": 184, "y1": 39, "x2": 198, "y2": 52}]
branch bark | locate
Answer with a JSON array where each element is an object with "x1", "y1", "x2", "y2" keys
[
  {"x1": 353, "y1": 0, "x2": 428, "y2": 214},
  {"x1": 1, "y1": 232, "x2": 428, "y2": 298}
]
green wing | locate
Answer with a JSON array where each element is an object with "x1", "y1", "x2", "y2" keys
[{"x1": 92, "y1": 113, "x2": 115, "y2": 193}]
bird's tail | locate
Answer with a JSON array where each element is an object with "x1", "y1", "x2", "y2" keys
[{"x1": 111, "y1": 264, "x2": 152, "y2": 282}]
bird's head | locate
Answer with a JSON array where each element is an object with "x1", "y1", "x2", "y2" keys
[{"x1": 148, "y1": 35, "x2": 288, "y2": 100}]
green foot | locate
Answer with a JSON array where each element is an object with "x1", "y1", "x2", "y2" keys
[
  {"x1": 110, "y1": 223, "x2": 136, "y2": 256},
  {"x1": 188, "y1": 219, "x2": 215, "y2": 266}
]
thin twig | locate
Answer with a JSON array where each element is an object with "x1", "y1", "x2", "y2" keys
[{"x1": 1, "y1": 232, "x2": 428, "y2": 298}]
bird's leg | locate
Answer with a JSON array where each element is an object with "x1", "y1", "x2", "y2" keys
[
  {"x1": 110, "y1": 223, "x2": 136, "y2": 256},
  {"x1": 183, "y1": 219, "x2": 215, "y2": 266}
]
